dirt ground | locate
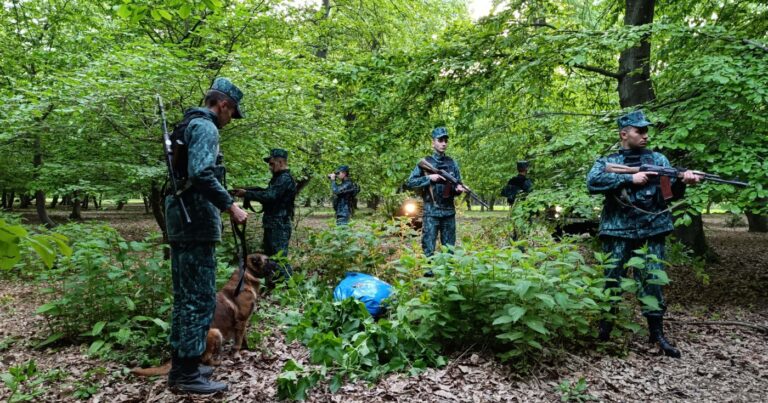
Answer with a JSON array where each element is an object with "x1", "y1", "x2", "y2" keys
[{"x1": 1, "y1": 206, "x2": 766, "y2": 402}]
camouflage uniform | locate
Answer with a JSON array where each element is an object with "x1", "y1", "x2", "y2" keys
[
  {"x1": 244, "y1": 149, "x2": 297, "y2": 276},
  {"x1": 502, "y1": 168, "x2": 533, "y2": 205},
  {"x1": 331, "y1": 165, "x2": 357, "y2": 225},
  {"x1": 406, "y1": 128, "x2": 462, "y2": 257},
  {"x1": 164, "y1": 107, "x2": 235, "y2": 358},
  {"x1": 586, "y1": 112, "x2": 683, "y2": 318}
]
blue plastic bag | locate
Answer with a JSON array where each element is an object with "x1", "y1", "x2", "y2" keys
[{"x1": 333, "y1": 272, "x2": 393, "y2": 317}]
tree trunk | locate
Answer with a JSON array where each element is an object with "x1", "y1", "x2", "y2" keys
[
  {"x1": 746, "y1": 198, "x2": 768, "y2": 232},
  {"x1": 33, "y1": 134, "x2": 55, "y2": 227},
  {"x1": 8, "y1": 191, "x2": 15, "y2": 209},
  {"x1": 142, "y1": 195, "x2": 150, "y2": 214},
  {"x1": 673, "y1": 214, "x2": 709, "y2": 257},
  {"x1": 62, "y1": 195, "x2": 71, "y2": 206},
  {"x1": 116, "y1": 200, "x2": 126, "y2": 211},
  {"x1": 82, "y1": 195, "x2": 90, "y2": 210},
  {"x1": 49, "y1": 195, "x2": 59, "y2": 209},
  {"x1": 1, "y1": 190, "x2": 6, "y2": 208},
  {"x1": 20, "y1": 194, "x2": 32, "y2": 208},
  {"x1": 92, "y1": 195, "x2": 99, "y2": 209},
  {"x1": 366, "y1": 195, "x2": 381, "y2": 210},
  {"x1": 69, "y1": 192, "x2": 82, "y2": 220},
  {"x1": 150, "y1": 182, "x2": 169, "y2": 258}
]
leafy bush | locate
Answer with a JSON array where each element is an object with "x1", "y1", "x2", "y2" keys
[
  {"x1": 0, "y1": 213, "x2": 71, "y2": 274},
  {"x1": 33, "y1": 223, "x2": 172, "y2": 364}
]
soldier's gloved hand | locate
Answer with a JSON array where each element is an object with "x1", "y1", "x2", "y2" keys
[
  {"x1": 228, "y1": 204, "x2": 248, "y2": 224},
  {"x1": 428, "y1": 174, "x2": 445, "y2": 182},
  {"x1": 632, "y1": 171, "x2": 657, "y2": 185},
  {"x1": 230, "y1": 188, "x2": 246, "y2": 197}
]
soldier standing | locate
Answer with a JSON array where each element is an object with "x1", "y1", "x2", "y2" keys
[
  {"x1": 406, "y1": 127, "x2": 467, "y2": 274},
  {"x1": 501, "y1": 160, "x2": 533, "y2": 206},
  {"x1": 233, "y1": 148, "x2": 297, "y2": 278},
  {"x1": 329, "y1": 165, "x2": 358, "y2": 225},
  {"x1": 587, "y1": 110, "x2": 700, "y2": 358},
  {"x1": 164, "y1": 77, "x2": 248, "y2": 393}
]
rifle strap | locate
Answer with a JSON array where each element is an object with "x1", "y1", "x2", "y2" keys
[
  {"x1": 230, "y1": 220, "x2": 248, "y2": 297},
  {"x1": 613, "y1": 193, "x2": 685, "y2": 216}
]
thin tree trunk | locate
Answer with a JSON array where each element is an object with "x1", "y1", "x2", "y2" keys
[
  {"x1": 142, "y1": 195, "x2": 150, "y2": 214},
  {"x1": 8, "y1": 191, "x2": 15, "y2": 209},
  {"x1": 746, "y1": 199, "x2": 768, "y2": 232},
  {"x1": 150, "y1": 182, "x2": 169, "y2": 259},
  {"x1": 20, "y1": 194, "x2": 32, "y2": 208},
  {"x1": 1, "y1": 190, "x2": 6, "y2": 208},
  {"x1": 33, "y1": 134, "x2": 55, "y2": 227},
  {"x1": 49, "y1": 195, "x2": 59, "y2": 209},
  {"x1": 116, "y1": 200, "x2": 126, "y2": 211},
  {"x1": 69, "y1": 192, "x2": 82, "y2": 220},
  {"x1": 82, "y1": 195, "x2": 89, "y2": 210}
]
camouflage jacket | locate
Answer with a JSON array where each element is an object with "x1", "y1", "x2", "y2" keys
[
  {"x1": 165, "y1": 108, "x2": 233, "y2": 243},
  {"x1": 587, "y1": 148, "x2": 682, "y2": 239},
  {"x1": 406, "y1": 153, "x2": 462, "y2": 217},
  {"x1": 501, "y1": 174, "x2": 533, "y2": 204},
  {"x1": 245, "y1": 169, "x2": 297, "y2": 228},
  {"x1": 331, "y1": 178, "x2": 356, "y2": 217}
]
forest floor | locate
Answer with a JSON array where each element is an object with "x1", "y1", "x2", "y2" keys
[{"x1": 1, "y1": 206, "x2": 767, "y2": 402}]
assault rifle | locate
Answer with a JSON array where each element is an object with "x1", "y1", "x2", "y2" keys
[
  {"x1": 229, "y1": 186, "x2": 265, "y2": 212},
  {"x1": 605, "y1": 163, "x2": 749, "y2": 199},
  {"x1": 418, "y1": 158, "x2": 490, "y2": 209},
  {"x1": 157, "y1": 95, "x2": 191, "y2": 224}
]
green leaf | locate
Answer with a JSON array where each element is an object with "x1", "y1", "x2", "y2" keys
[
  {"x1": 178, "y1": 4, "x2": 192, "y2": 19},
  {"x1": 157, "y1": 9, "x2": 173, "y2": 21},
  {"x1": 638, "y1": 296, "x2": 660, "y2": 311},
  {"x1": 496, "y1": 331, "x2": 524, "y2": 341},
  {"x1": 36, "y1": 303, "x2": 59, "y2": 315},
  {"x1": 524, "y1": 319, "x2": 548, "y2": 335},
  {"x1": 329, "y1": 373, "x2": 343, "y2": 393},
  {"x1": 116, "y1": 4, "x2": 131, "y2": 18},
  {"x1": 88, "y1": 339, "x2": 105, "y2": 355},
  {"x1": 91, "y1": 321, "x2": 106, "y2": 336}
]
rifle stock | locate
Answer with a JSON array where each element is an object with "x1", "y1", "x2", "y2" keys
[
  {"x1": 157, "y1": 95, "x2": 191, "y2": 224},
  {"x1": 418, "y1": 159, "x2": 490, "y2": 209}
]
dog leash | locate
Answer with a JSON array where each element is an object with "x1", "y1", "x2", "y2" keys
[{"x1": 230, "y1": 219, "x2": 248, "y2": 297}]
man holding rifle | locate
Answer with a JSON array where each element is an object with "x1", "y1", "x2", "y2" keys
[
  {"x1": 587, "y1": 110, "x2": 701, "y2": 358},
  {"x1": 163, "y1": 77, "x2": 248, "y2": 393},
  {"x1": 407, "y1": 127, "x2": 470, "y2": 273}
]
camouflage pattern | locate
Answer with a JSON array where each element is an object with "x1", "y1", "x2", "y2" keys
[
  {"x1": 431, "y1": 126, "x2": 449, "y2": 139},
  {"x1": 501, "y1": 174, "x2": 533, "y2": 205},
  {"x1": 210, "y1": 77, "x2": 245, "y2": 119},
  {"x1": 169, "y1": 242, "x2": 217, "y2": 357},
  {"x1": 587, "y1": 148, "x2": 677, "y2": 239},
  {"x1": 407, "y1": 153, "x2": 462, "y2": 256},
  {"x1": 165, "y1": 108, "x2": 233, "y2": 243},
  {"x1": 421, "y1": 215, "x2": 456, "y2": 257},
  {"x1": 263, "y1": 148, "x2": 288, "y2": 162},
  {"x1": 602, "y1": 235, "x2": 666, "y2": 317},
  {"x1": 616, "y1": 110, "x2": 652, "y2": 129},
  {"x1": 245, "y1": 169, "x2": 297, "y2": 276},
  {"x1": 331, "y1": 178, "x2": 356, "y2": 225}
]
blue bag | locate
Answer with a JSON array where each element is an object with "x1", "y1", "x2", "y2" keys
[{"x1": 333, "y1": 272, "x2": 393, "y2": 317}]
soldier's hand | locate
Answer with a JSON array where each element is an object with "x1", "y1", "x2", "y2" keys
[
  {"x1": 230, "y1": 189, "x2": 246, "y2": 197},
  {"x1": 328, "y1": 173, "x2": 336, "y2": 181},
  {"x1": 681, "y1": 170, "x2": 702, "y2": 185},
  {"x1": 456, "y1": 184, "x2": 468, "y2": 193},
  {"x1": 228, "y1": 204, "x2": 248, "y2": 224},
  {"x1": 428, "y1": 174, "x2": 445, "y2": 182},
  {"x1": 632, "y1": 171, "x2": 657, "y2": 185}
]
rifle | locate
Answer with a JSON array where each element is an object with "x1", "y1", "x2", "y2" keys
[
  {"x1": 605, "y1": 163, "x2": 749, "y2": 199},
  {"x1": 418, "y1": 158, "x2": 490, "y2": 209},
  {"x1": 157, "y1": 95, "x2": 191, "y2": 224},
  {"x1": 229, "y1": 186, "x2": 265, "y2": 212}
]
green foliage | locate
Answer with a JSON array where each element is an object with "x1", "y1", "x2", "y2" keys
[
  {"x1": 558, "y1": 377, "x2": 596, "y2": 402},
  {"x1": 0, "y1": 216, "x2": 71, "y2": 272},
  {"x1": 33, "y1": 223, "x2": 171, "y2": 363},
  {"x1": 0, "y1": 360, "x2": 66, "y2": 403}
]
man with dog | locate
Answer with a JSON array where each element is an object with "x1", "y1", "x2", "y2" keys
[
  {"x1": 587, "y1": 110, "x2": 701, "y2": 358},
  {"x1": 164, "y1": 77, "x2": 248, "y2": 394},
  {"x1": 233, "y1": 148, "x2": 298, "y2": 279},
  {"x1": 406, "y1": 127, "x2": 467, "y2": 275}
]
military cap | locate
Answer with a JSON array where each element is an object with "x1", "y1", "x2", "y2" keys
[
  {"x1": 210, "y1": 77, "x2": 245, "y2": 119},
  {"x1": 516, "y1": 160, "x2": 529, "y2": 171},
  {"x1": 335, "y1": 165, "x2": 349, "y2": 173},
  {"x1": 263, "y1": 148, "x2": 288, "y2": 163},
  {"x1": 431, "y1": 127, "x2": 449, "y2": 139},
  {"x1": 617, "y1": 110, "x2": 652, "y2": 129}
]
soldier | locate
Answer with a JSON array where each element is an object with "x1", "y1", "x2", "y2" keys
[
  {"x1": 329, "y1": 165, "x2": 358, "y2": 225},
  {"x1": 164, "y1": 77, "x2": 248, "y2": 394},
  {"x1": 587, "y1": 110, "x2": 700, "y2": 358},
  {"x1": 233, "y1": 148, "x2": 297, "y2": 278},
  {"x1": 501, "y1": 160, "x2": 533, "y2": 206},
  {"x1": 406, "y1": 127, "x2": 467, "y2": 274}
]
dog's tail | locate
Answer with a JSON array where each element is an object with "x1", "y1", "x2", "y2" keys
[{"x1": 130, "y1": 361, "x2": 171, "y2": 376}]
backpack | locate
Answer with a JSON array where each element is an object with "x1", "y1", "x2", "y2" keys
[{"x1": 169, "y1": 110, "x2": 209, "y2": 180}]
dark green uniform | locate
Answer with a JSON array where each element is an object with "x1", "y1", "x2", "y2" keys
[
  {"x1": 244, "y1": 169, "x2": 297, "y2": 276},
  {"x1": 501, "y1": 174, "x2": 533, "y2": 205},
  {"x1": 407, "y1": 152, "x2": 462, "y2": 257},
  {"x1": 164, "y1": 107, "x2": 233, "y2": 359},
  {"x1": 332, "y1": 177, "x2": 356, "y2": 225}
]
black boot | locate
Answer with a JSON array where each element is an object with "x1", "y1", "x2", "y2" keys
[
  {"x1": 597, "y1": 319, "x2": 613, "y2": 342},
  {"x1": 647, "y1": 316, "x2": 681, "y2": 358},
  {"x1": 169, "y1": 356, "x2": 228, "y2": 394},
  {"x1": 168, "y1": 354, "x2": 213, "y2": 387}
]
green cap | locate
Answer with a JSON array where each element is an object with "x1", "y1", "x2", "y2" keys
[
  {"x1": 617, "y1": 110, "x2": 652, "y2": 129},
  {"x1": 263, "y1": 148, "x2": 288, "y2": 163},
  {"x1": 210, "y1": 77, "x2": 245, "y2": 119}
]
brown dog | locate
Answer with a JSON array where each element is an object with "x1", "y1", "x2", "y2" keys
[{"x1": 131, "y1": 253, "x2": 276, "y2": 376}]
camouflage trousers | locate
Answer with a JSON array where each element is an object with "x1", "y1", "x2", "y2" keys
[
  {"x1": 601, "y1": 235, "x2": 667, "y2": 318},
  {"x1": 169, "y1": 242, "x2": 217, "y2": 358},
  {"x1": 263, "y1": 218, "x2": 293, "y2": 277},
  {"x1": 422, "y1": 214, "x2": 456, "y2": 257}
]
